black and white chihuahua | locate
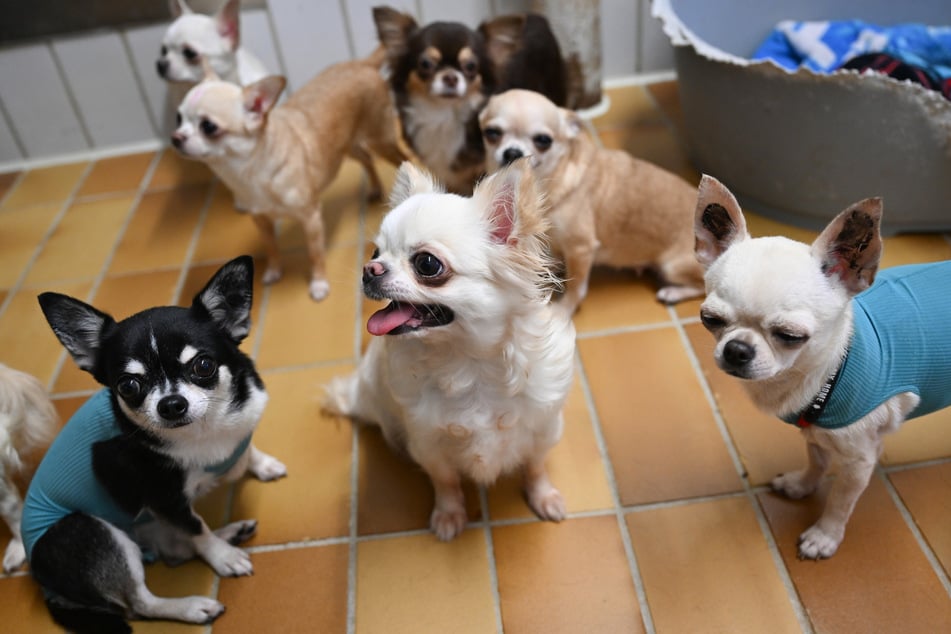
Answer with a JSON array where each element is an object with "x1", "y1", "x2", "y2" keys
[{"x1": 26, "y1": 256, "x2": 286, "y2": 634}]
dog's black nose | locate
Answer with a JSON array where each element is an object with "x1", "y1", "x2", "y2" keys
[
  {"x1": 158, "y1": 394, "x2": 189, "y2": 421},
  {"x1": 156, "y1": 59, "x2": 169, "y2": 78},
  {"x1": 501, "y1": 147, "x2": 523, "y2": 166},
  {"x1": 170, "y1": 133, "x2": 184, "y2": 150},
  {"x1": 723, "y1": 340, "x2": 755, "y2": 367}
]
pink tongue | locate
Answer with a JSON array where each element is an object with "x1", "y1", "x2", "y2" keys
[{"x1": 367, "y1": 302, "x2": 419, "y2": 336}]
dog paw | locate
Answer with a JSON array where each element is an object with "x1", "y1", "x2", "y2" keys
[
  {"x1": 771, "y1": 472, "x2": 818, "y2": 499},
  {"x1": 250, "y1": 452, "x2": 288, "y2": 481},
  {"x1": 205, "y1": 542, "x2": 253, "y2": 577},
  {"x1": 431, "y1": 508, "x2": 467, "y2": 542},
  {"x1": 180, "y1": 597, "x2": 226, "y2": 624},
  {"x1": 528, "y1": 487, "x2": 567, "y2": 523},
  {"x1": 215, "y1": 519, "x2": 258, "y2": 546},
  {"x1": 309, "y1": 279, "x2": 330, "y2": 302},
  {"x1": 261, "y1": 267, "x2": 283, "y2": 285},
  {"x1": 797, "y1": 524, "x2": 843, "y2": 560},
  {"x1": 655, "y1": 285, "x2": 702, "y2": 305},
  {"x1": 2, "y1": 538, "x2": 26, "y2": 573}
]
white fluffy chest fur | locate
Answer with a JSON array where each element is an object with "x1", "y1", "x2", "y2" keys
[
  {"x1": 372, "y1": 321, "x2": 575, "y2": 485},
  {"x1": 403, "y1": 95, "x2": 482, "y2": 184}
]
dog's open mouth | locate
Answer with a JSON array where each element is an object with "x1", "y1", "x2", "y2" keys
[{"x1": 366, "y1": 302, "x2": 454, "y2": 336}]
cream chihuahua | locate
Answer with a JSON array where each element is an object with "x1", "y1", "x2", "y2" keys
[
  {"x1": 172, "y1": 51, "x2": 408, "y2": 300},
  {"x1": 695, "y1": 175, "x2": 951, "y2": 559},
  {"x1": 324, "y1": 161, "x2": 576, "y2": 541},
  {"x1": 479, "y1": 89, "x2": 705, "y2": 313}
]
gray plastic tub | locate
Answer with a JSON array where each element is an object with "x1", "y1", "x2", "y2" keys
[{"x1": 654, "y1": 0, "x2": 951, "y2": 234}]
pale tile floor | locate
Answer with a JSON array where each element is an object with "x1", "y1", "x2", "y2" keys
[{"x1": 0, "y1": 83, "x2": 950, "y2": 633}]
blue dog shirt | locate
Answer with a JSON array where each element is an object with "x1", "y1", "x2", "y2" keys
[
  {"x1": 21, "y1": 389, "x2": 251, "y2": 561},
  {"x1": 781, "y1": 262, "x2": 951, "y2": 429}
]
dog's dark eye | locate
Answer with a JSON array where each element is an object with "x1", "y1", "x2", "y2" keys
[
  {"x1": 116, "y1": 376, "x2": 142, "y2": 399},
  {"x1": 533, "y1": 134, "x2": 553, "y2": 151},
  {"x1": 700, "y1": 311, "x2": 726, "y2": 331},
  {"x1": 183, "y1": 46, "x2": 199, "y2": 62},
  {"x1": 371, "y1": 247, "x2": 380, "y2": 259},
  {"x1": 200, "y1": 119, "x2": 219, "y2": 137},
  {"x1": 462, "y1": 60, "x2": 478, "y2": 75},
  {"x1": 418, "y1": 57, "x2": 435, "y2": 74},
  {"x1": 413, "y1": 252, "x2": 443, "y2": 277},
  {"x1": 191, "y1": 355, "x2": 218, "y2": 380},
  {"x1": 160, "y1": 45, "x2": 168, "y2": 56},
  {"x1": 176, "y1": 112, "x2": 182, "y2": 127},
  {"x1": 774, "y1": 331, "x2": 810, "y2": 346},
  {"x1": 483, "y1": 127, "x2": 502, "y2": 144}
]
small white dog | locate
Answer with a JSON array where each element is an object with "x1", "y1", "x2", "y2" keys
[
  {"x1": 694, "y1": 175, "x2": 951, "y2": 559},
  {"x1": 157, "y1": 0, "x2": 267, "y2": 86},
  {"x1": 0, "y1": 363, "x2": 56, "y2": 573},
  {"x1": 324, "y1": 161, "x2": 576, "y2": 541}
]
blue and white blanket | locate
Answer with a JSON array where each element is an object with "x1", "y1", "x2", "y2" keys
[{"x1": 752, "y1": 20, "x2": 951, "y2": 83}]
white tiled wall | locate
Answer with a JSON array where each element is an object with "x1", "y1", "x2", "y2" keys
[{"x1": 0, "y1": 0, "x2": 675, "y2": 168}]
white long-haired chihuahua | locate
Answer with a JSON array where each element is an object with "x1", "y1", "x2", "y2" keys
[
  {"x1": 325, "y1": 160, "x2": 576, "y2": 540},
  {"x1": 0, "y1": 363, "x2": 56, "y2": 572}
]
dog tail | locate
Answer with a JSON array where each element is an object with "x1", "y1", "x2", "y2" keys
[
  {"x1": 364, "y1": 45, "x2": 389, "y2": 70},
  {"x1": 0, "y1": 363, "x2": 58, "y2": 471},
  {"x1": 46, "y1": 597, "x2": 131, "y2": 634}
]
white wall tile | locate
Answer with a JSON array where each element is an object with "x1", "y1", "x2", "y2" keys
[
  {"x1": 0, "y1": 44, "x2": 88, "y2": 158},
  {"x1": 418, "y1": 0, "x2": 492, "y2": 25},
  {"x1": 601, "y1": 0, "x2": 639, "y2": 78},
  {"x1": 345, "y1": 0, "x2": 418, "y2": 59},
  {"x1": 53, "y1": 33, "x2": 156, "y2": 149},
  {"x1": 268, "y1": 0, "x2": 351, "y2": 92},
  {"x1": 0, "y1": 107, "x2": 24, "y2": 163},
  {"x1": 241, "y1": 8, "x2": 283, "y2": 77},
  {"x1": 123, "y1": 22, "x2": 173, "y2": 137},
  {"x1": 638, "y1": 0, "x2": 675, "y2": 73}
]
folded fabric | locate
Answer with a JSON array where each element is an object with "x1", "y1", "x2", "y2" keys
[{"x1": 752, "y1": 20, "x2": 951, "y2": 83}]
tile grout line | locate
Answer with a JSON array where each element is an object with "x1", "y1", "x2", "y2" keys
[
  {"x1": 668, "y1": 306, "x2": 814, "y2": 634},
  {"x1": 346, "y1": 173, "x2": 372, "y2": 634},
  {"x1": 0, "y1": 160, "x2": 95, "y2": 388},
  {"x1": 46, "y1": 153, "x2": 164, "y2": 392},
  {"x1": 170, "y1": 180, "x2": 218, "y2": 305},
  {"x1": 477, "y1": 486, "x2": 506, "y2": 634},
  {"x1": 575, "y1": 318, "x2": 678, "y2": 341},
  {"x1": 877, "y1": 469, "x2": 951, "y2": 597},
  {"x1": 574, "y1": 352, "x2": 656, "y2": 634},
  {"x1": 0, "y1": 169, "x2": 27, "y2": 208}
]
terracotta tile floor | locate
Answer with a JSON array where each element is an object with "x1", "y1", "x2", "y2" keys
[{"x1": 1, "y1": 82, "x2": 950, "y2": 632}]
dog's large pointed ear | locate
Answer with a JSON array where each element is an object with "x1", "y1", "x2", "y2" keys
[
  {"x1": 694, "y1": 175, "x2": 750, "y2": 269},
  {"x1": 811, "y1": 198, "x2": 883, "y2": 295},
  {"x1": 390, "y1": 161, "x2": 442, "y2": 208},
  {"x1": 242, "y1": 76, "x2": 285, "y2": 129},
  {"x1": 169, "y1": 0, "x2": 192, "y2": 18},
  {"x1": 373, "y1": 6, "x2": 418, "y2": 59},
  {"x1": 559, "y1": 107, "x2": 583, "y2": 139},
  {"x1": 214, "y1": 0, "x2": 241, "y2": 49},
  {"x1": 193, "y1": 255, "x2": 255, "y2": 342},
  {"x1": 474, "y1": 159, "x2": 543, "y2": 245},
  {"x1": 478, "y1": 14, "x2": 525, "y2": 73},
  {"x1": 38, "y1": 293, "x2": 116, "y2": 374}
]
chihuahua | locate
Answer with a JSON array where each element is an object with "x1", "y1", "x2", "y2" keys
[
  {"x1": 172, "y1": 51, "x2": 408, "y2": 301},
  {"x1": 157, "y1": 0, "x2": 267, "y2": 86},
  {"x1": 26, "y1": 256, "x2": 286, "y2": 633},
  {"x1": 324, "y1": 161, "x2": 576, "y2": 541},
  {"x1": 0, "y1": 363, "x2": 56, "y2": 574},
  {"x1": 695, "y1": 175, "x2": 951, "y2": 559},
  {"x1": 479, "y1": 89, "x2": 704, "y2": 313},
  {"x1": 373, "y1": 6, "x2": 566, "y2": 194}
]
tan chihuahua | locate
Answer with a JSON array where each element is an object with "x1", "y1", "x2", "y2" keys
[
  {"x1": 479, "y1": 89, "x2": 704, "y2": 313},
  {"x1": 172, "y1": 51, "x2": 408, "y2": 301}
]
